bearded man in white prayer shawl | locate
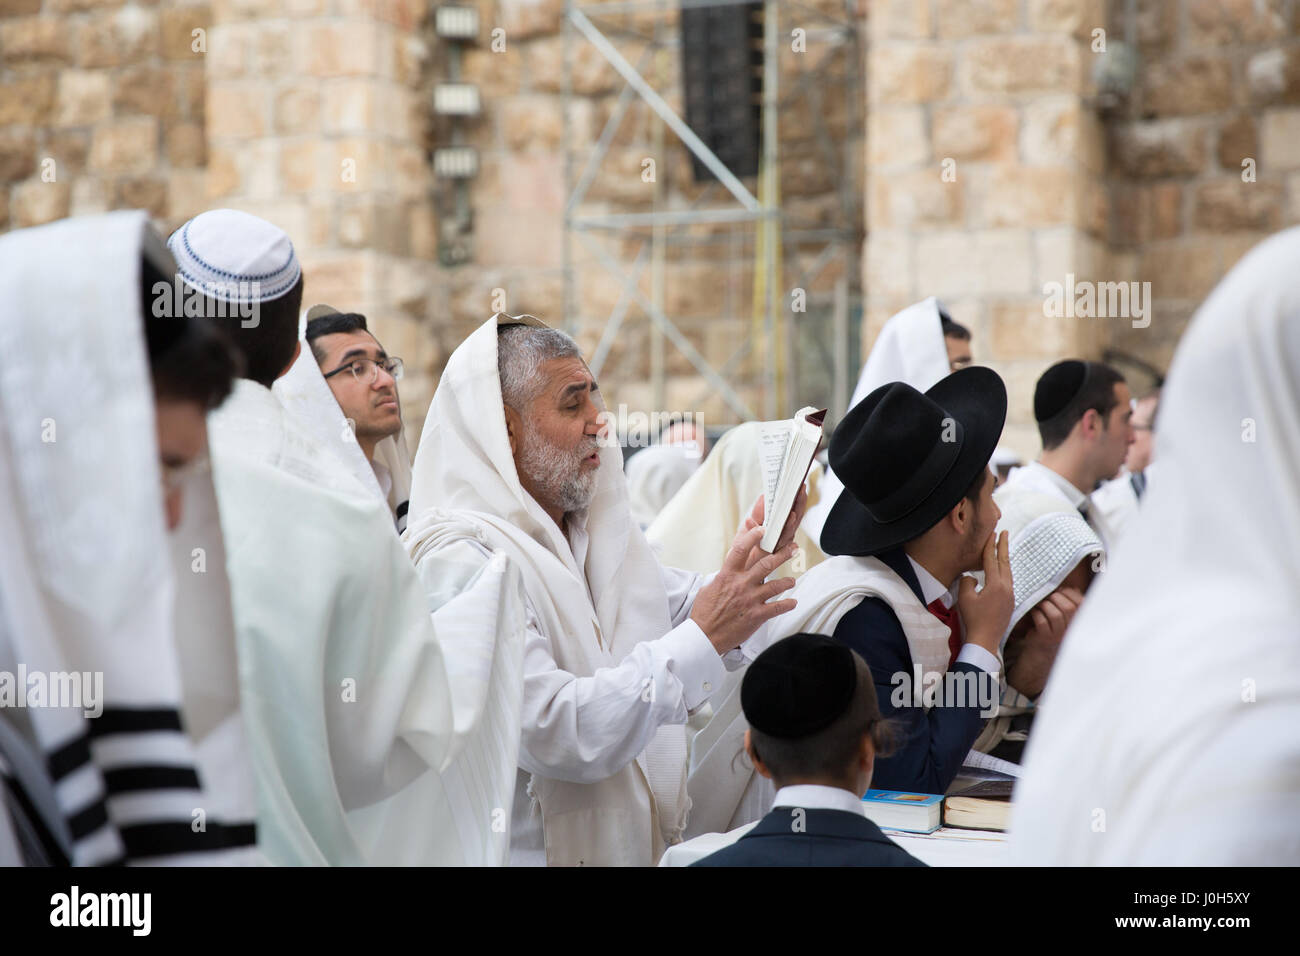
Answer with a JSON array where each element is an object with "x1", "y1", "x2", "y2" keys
[
  {"x1": 1009, "y1": 229, "x2": 1300, "y2": 866},
  {"x1": 804, "y1": 297, "x2": 971, "y2": 542},
  {"x1": 166, "y1": 209, "x2": 526, "y2": 865},
  {"x1": 0, "y1": 211, "x2": 259, "y2": 865},
  {"x1": 406, "y1": 314, "x2": 807, "y2": 866}
]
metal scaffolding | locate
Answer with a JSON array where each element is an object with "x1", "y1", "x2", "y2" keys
[{"x1": 561, "y1": 0, "x2": 864, "y2": 425}]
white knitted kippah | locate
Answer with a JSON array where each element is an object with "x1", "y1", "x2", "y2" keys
[{"x1": 166, "y1": 209, "x2": 301, "y2": 304}]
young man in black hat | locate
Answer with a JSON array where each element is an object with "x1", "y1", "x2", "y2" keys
[
  {"x1": 774, "y1": 367, "x2": 1015, "y2": 796},
  {"x1": 690, "y1": 634, "x2": 925, "y2": 867}
]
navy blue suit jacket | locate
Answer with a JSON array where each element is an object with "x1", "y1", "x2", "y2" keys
[
  {"x1": 690, "y1": 806, "x2": 927, "y2": 867},
  {"x1": 832, "y1": 547, "x2": 988, "y2": 795}
]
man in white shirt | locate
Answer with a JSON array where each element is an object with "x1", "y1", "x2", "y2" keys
[
  {"x1": 404, "y1": 313, "x2": 807, "y2": 866},
  {"x1": 996, "y1": 359, "x2": 1135, "y2": 554},
  {"x1": 689, "y1": 634, "x2": 925, "y2": 866}
]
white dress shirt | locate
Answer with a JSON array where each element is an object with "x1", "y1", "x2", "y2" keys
[
  {"x1": 905, "y1": 555, "x2": 1000, "y2": 676},
  {"x1": 771, "y1": 783, "x2": 867, "y2": 814},
  {"x1": 509, "y1": 511, "x2": 757, "y2": 865}
]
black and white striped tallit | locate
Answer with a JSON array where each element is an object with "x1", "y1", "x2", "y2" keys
[{"x1": 0, "y1": 211, "x2": 259, "y2": 865}]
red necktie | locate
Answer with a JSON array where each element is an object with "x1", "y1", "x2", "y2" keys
[{"x1": 926, "y1": 598, "x2": 962, "y2": 671}]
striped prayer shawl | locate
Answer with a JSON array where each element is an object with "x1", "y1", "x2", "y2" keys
[{"x1": 0, "y1": 211, "x2": 259, "y2": 866}]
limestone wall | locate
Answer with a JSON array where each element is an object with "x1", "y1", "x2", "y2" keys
[
  {"x1": 0, "y1": 0, "x2": 210, "y2": 231},
  {"x1": 5, "y1": 0, "x2": 1300, "y2": 458},
  {"x1": 864, "y1": 0, "x2": 1108, "y2": 458},
  {"x1": 1105, "y1": 0, "x2": 1300, "y2": 381}
]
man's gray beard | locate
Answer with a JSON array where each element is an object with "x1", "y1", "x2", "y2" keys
[{"x1": 519, "y1": 425, "x2": 599, "y2": 515}]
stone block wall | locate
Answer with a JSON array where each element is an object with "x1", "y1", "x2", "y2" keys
[
  {"x1": 864, "y1": 0, "x2": 1109, "y2": 458},
  {"x1": 0, "y1": 0, "x2": 211, "y2": 232},
  {"x1": 205, "y1": 0, "x2": 443, "y2": 444},
  {"x1": 1105, "y1": 0, "x2": 1300, "y2": 382},
  {"x1": 864, "y1": 0, "x2": 1300, "y2": 460},
  {"x1": 7, "y1": 0, "x2": 1300, "y2": 458}
]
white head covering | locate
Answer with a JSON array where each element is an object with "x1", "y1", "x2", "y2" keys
[
  {"x1": 1009, "y1": 228, "x2": 1300, "y2": 865},
  {"x1": 273, "y1": 304, "x2": 413, "y2": 532},
  {"x1": 995, "y1": 492, "x2": 1103, "y2": 645},
  {"x1": 969, "y1": 495, "x2": 1103, "y2": 755},
  {"x1": 1005, "y1": 514, "x2": 1100, "y2": 638},
  {"x1": 406, "y1": 313, "x2": 691, "y2": 866},
  {"x1": 804, "y1": 296, "x2": 953, "y2": 541},
  {"x1": 167, "y1": 208, "x2": 301, "y2": 303},
  {"x1": 0, "y1": 211, "x2": 258, "y2": 865},
  {"x1": 647, "y1": 421, "x2": 826, "y2": 577}
]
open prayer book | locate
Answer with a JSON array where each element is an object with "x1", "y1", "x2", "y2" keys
[{"x1": 757, "y1": 406, "x2": 827, "y2": 552}]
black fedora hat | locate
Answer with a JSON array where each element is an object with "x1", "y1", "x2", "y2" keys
[{"x1": 821, "y1": 366, "x2": 1006, "y2": 557}]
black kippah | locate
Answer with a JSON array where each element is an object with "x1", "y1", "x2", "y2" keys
[
  {"x1": 1034, "y1": 359, "x2": 1089, "y2": 424},
  {"x1": 741, "y1": 633, "x2": 857, "y2": 739}
]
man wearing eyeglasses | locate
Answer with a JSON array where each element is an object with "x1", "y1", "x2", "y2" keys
[
  {"x1": 1092, "y1": 388, "x2": 1160, "y2": 546},
  {"x1": 305, "y1": 308, "x2": 412, "y2": 532}
]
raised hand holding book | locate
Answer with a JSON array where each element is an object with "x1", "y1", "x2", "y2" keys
[{"x1": 756, "y1": 406, "x2": 826, "y2": 553}]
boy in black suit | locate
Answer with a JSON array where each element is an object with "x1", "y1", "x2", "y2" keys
[{"x1": 692, "y1": 634, "x2": 925, "y2": 867}]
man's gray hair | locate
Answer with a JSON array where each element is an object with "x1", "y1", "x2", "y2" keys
[{"x1": 497, "y1": 324, "x2": 582, "y2": 410}]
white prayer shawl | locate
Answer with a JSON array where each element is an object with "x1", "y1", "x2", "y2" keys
[
  {"x1": 626, "y1": 445, "x2": 699, "y2": 530},
  {"x1": 970, "y1": 495, "x2": 1102, "y2": 754},
  {"x1": 273, "y1": 344, "x2": 414, "y2": 532},
  {"x1": 0, "y1": 210, "x2": 258, "y2": 865},
  {"x1": 685, "y1": 555, "x2": 952, "y2": 837},
  {"x1": 804, "y1": 297, "x2": 953, "y2": 542},
  {"x1": 208, "y1": 379, "x2": 525, "y2": 865},
  {"x1": 407, "y1": 313, "x2": 693, "y2": 866},
  {"x1": 994, "y1": 494, "x2": 1103, "y2": 642},
  {"x1": 647, "y1": 421, "x2": 826, "y2": 578},
  {"x1": 1009, "y1": 228, "x2": 1300, "y2": 865}
]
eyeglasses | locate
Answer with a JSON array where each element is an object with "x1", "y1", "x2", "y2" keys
[
  {"x1": 161, "y1": 454, "x2": 210, "y2": 494},
  {"x1": 323, "y1": 356, "x2": 404, "y2": 385}
]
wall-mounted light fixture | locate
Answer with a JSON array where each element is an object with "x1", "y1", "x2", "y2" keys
[
  {"x1": 433, "y1": 83, "x2": 482, "y2": 117},
  {"x1": 432, "y1": 5, "x2": 482, "y2": 267},
  {"x1": 433, "y1": 145, "x2": 479, "y2": 179},
  {"x1": 435, "y1": 5, "x2": 479, "y2": 40}
]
